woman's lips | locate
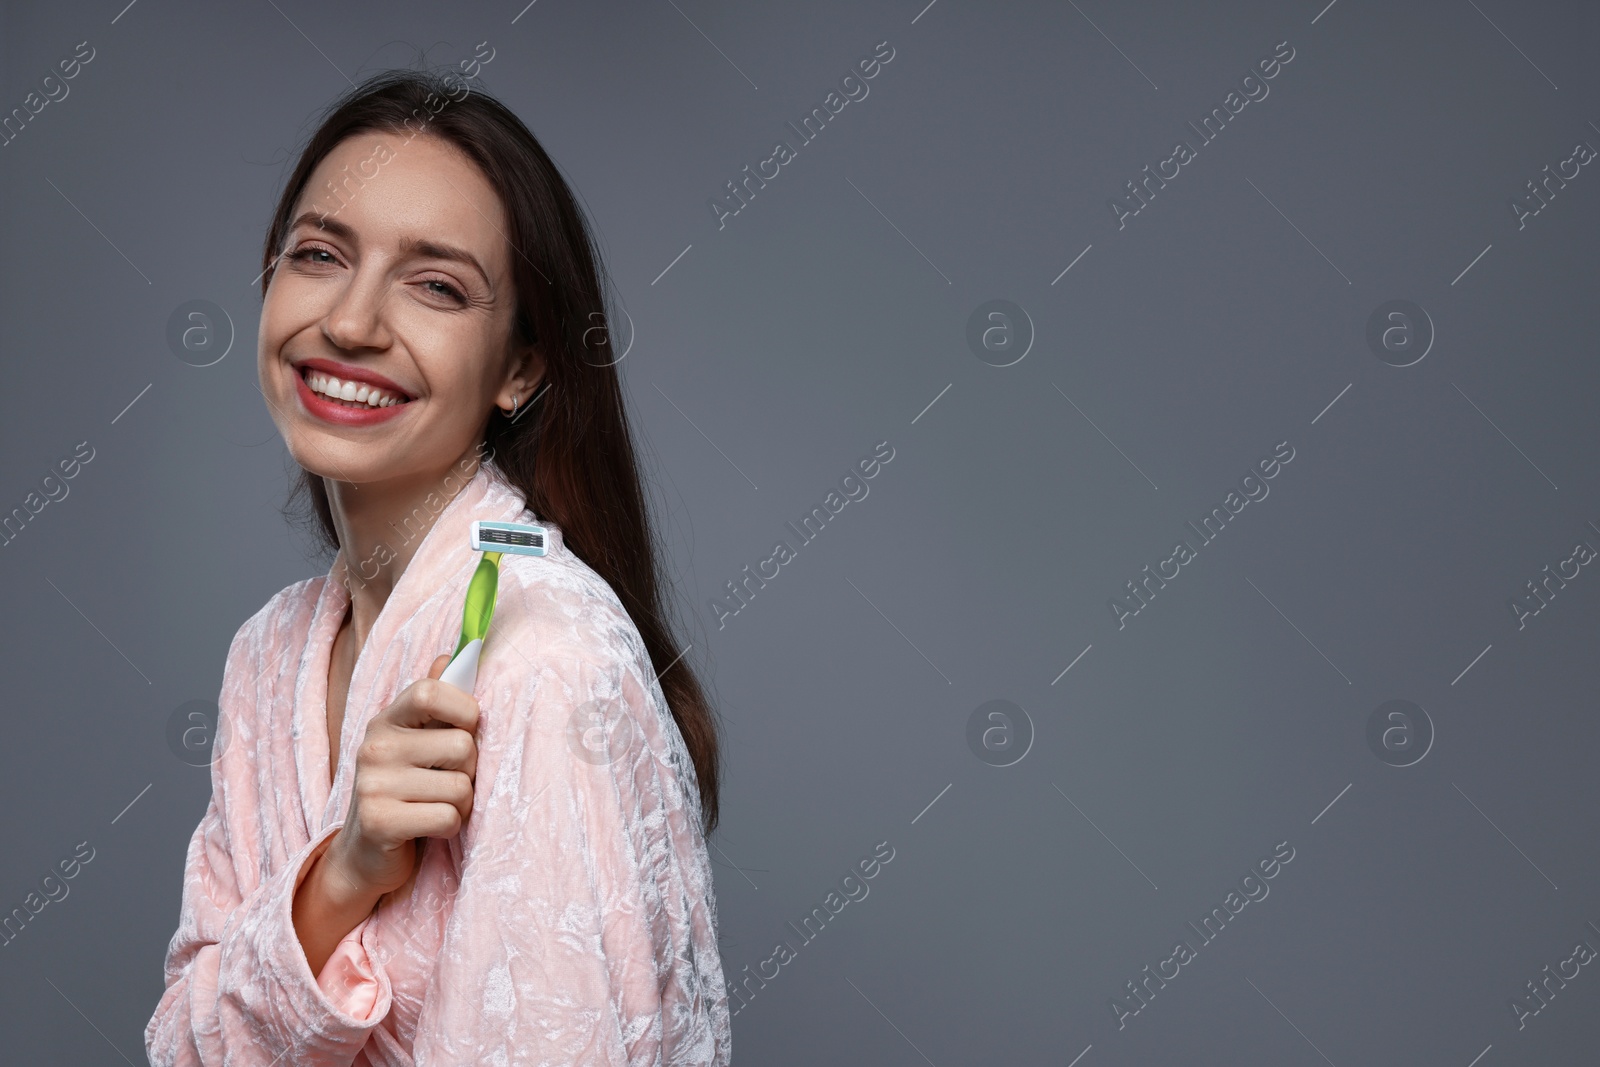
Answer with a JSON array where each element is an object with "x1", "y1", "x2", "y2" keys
[{"x1": 293, "y1": 366, "x2": 410, "y2": 426}]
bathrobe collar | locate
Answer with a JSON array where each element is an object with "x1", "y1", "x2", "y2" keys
[{"x1": 292, "y1": 459, "x2": 561, "y2": 827}]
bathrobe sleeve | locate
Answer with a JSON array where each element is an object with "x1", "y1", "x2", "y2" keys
[
  {"x1": 145, "y1": 600, "x2": 394, "y2": 1066},
  {"x1": 408, "y1": 582, "x2": 732, "y2": 1066}
]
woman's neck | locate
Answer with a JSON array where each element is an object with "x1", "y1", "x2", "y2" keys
[{"x1": 326, "y1": 454, "x2": 483, "y2": 649}]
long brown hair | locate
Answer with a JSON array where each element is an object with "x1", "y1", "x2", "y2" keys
[{"x1": 258, "y1": 67, "x2": 722, "y2": 833}]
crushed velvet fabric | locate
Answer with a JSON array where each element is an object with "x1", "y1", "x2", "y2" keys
[{"x1": 145, "y1": 462, "x2": 731, "y2": 1065}]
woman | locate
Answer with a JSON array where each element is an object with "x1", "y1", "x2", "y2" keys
[{"x1": 144, "y1": 68, "x2": 732, "y2": 1065}]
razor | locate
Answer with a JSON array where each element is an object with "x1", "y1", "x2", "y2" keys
[{"x1": 437, "y1": 520, "x2": 548, "y2": 693}]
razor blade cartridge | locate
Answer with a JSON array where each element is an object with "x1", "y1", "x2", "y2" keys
[{"x1": 471, "y1": 519, "x2": 548, "y2": 556}]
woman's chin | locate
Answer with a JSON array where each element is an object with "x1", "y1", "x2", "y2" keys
[{"x1": 286, "y1": 441, "x2": 405, "y2": 486}]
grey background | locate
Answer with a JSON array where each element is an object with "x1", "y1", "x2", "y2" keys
[{"x1": 2, "y1": 0, "x2": 1597, "y2": 1063}]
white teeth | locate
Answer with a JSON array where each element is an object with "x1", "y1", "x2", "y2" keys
[{"x1": 303, "y1": 369, "x2": 404, "y2": 408}]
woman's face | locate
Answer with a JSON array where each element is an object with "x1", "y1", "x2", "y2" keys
[{"x1": 257, "y1": 130, "x2": 541, "y2": 488}]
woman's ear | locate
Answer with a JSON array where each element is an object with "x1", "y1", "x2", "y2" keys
[{"x1": 498, "y1": 344, "x2": 546, "y2": 413}]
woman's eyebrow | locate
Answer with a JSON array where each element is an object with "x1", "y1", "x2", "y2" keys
[
  {"x1": 286, "y1": 211, "x2": 491, "y2": 284},
  {"x1": 289, "y1": 210, "x2": 353, "y2": 240},
  {"x1": 396, "y1": 235, "x2": 491, "y2": 285}
]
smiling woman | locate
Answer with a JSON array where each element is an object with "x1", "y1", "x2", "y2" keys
[{"x1": 145, "y1": 68, "x2": 730, "y2": 1066}]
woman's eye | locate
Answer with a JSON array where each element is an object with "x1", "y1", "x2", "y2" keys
[
  {"x1": 423, "y1": 278, "x2": 467, "y2": 303},
  {"x1": 288, "y1": 247, "x2": 335, "y2": 265}
]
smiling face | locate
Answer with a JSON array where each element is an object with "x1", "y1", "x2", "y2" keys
[{"x1": 258, "y1": 130, "x2": 542, "y2": 488}]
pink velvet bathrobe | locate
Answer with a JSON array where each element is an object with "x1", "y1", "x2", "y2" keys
[{"x1": 144, "y1": 463, "x2": 731, "y2": 1066}]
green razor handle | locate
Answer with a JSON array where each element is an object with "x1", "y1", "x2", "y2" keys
[
  {"x1": 439, "y1": 553, "x2": 501, "y2": 693},
  {"x1": 437, "y1": 520, "x2": 548, "y2": 693}
]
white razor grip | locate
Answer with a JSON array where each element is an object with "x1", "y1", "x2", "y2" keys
[{"x1": 439, "y1": 638, "x2": 483, "y2": 693}]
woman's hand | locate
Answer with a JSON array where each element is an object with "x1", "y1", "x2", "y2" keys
[{"x1": 322, "y1": 652, "x2": 481, "y2": 901}]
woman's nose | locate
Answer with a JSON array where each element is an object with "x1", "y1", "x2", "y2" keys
[{"x1": 322, "y1": 273, "x2": 393, "y2": 351}]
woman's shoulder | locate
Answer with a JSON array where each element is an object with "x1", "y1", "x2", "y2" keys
[
  {"x1": 471, "y1": 518, "x2": 709, "y2": 825},
  {"x1": 490, "y1": 525, "x2": 649, "y2": 674}
]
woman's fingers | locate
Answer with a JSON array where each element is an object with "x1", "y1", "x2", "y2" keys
[
  {"x1": 353, "y1": 766, "x2": 475, "y2": 838},
  {"x1": 363, "y1": 797, "x2": 467, "y2": 841},
  {"x1": 384, "y1": 765, "x2": 476, "y2": 815},
  {"x1": 387, "y1": 672, "x2": 481, "y2": 733},
  {"x1": 366, "y1": 720, "x2": 477, "y2": 774},
  {"x1": 406, "y1": 802, "x2": 469, "y2": 840}
]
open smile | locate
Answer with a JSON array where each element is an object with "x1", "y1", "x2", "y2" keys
[{"x1": 290, "y1": 360, "x2": 415, "y2": 426}]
